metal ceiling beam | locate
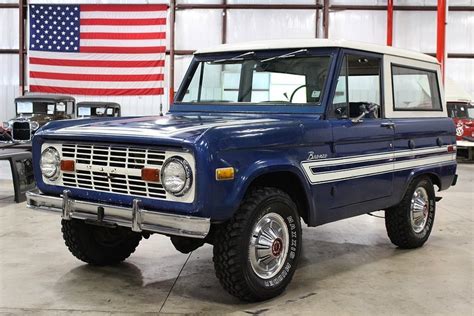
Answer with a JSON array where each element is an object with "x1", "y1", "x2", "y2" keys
[
  {"x1": 330, "y1": 5, "x2": 473, "y2": 11},
  {"x1": 176, "y1": 4, "x2": 323, "y2": 10},
  {"x1": 0, "y1": 49, "x2": 19, "y2": 54},
  {"x1": 0, "y1": 3, "x2": 19, "y2": 8}
]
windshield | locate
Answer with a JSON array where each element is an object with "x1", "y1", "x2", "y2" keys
[
  {"x1": 449, "y1": 103, "x2": 474, "y2": 119},
  {"x1": 176, "y1": 53, "x2": 331, "y2": 106},
  {"x1": 469, "y1": 108, "x2": 474, "y2": 119},
  {"x1": 16, "y1": 101, "x2": 55, "y2": 115},
  {"x1": 78, "y1": 107, "x2": 116, "y2": 117}
]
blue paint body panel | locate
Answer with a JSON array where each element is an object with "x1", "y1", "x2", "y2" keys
[
  {"x1": 31, "y1": 48, "x2": 457, "y2": 228},
  {"x1": 32, "y1": 112, "x2": 457, "y2": 226}
]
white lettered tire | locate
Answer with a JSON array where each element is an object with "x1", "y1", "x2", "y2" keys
[{"x1": 213, "y1": 187, "x2": 302, "y2": 302}]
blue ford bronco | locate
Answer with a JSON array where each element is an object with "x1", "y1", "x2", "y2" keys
[{"x1": 27, "y1": 39, "x2": 457, "y2": 302}]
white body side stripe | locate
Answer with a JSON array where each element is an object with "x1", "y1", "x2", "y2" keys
[
  {"x1": 301, "y1": 147, "x2": 455, "y2": 184},
  {"x1": 302, "y1": 146, "x2": 448, "y2": 168}
]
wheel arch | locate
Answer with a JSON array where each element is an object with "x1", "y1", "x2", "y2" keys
[
  {"x1": 396, "y1": 170, "x2": 442, "y2": 207},
  {"x1": 243, "y1": 167, "x2": 314, "y2": 225},
  {"x1": 407, "y1": 170, "x2": 442, "y2": 191}
]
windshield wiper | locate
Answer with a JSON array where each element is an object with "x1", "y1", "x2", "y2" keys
[
  {"x1": 261, "y1": 49, "x2": 308, "y2": 63},
  {"x1": 211, "y1": 51, "x2": 255, "y2": 64}
]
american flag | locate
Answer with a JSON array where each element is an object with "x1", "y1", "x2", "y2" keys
[{"x1": 28, "y1": 4, "x2": 167, "y2": 96}]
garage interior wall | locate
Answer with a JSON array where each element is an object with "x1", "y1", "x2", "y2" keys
[{"x1": 0, "y1": 0, "x2": 473, "y2": 124}]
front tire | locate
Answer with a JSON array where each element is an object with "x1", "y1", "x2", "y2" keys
[
  {"x1": 61, "y1": 219, "x2": 142, "y2": 266},
  {"x1": 213, "y1": 187, "x2": 302, "y2": 302},
  {"x1": 385, "y1": 176, "x2": 436, "y2": 249}
]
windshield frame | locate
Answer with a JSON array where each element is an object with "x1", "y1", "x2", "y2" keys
[
  {"x1": 172, "y1": 47, "x2": 338, "y2": 114},
  {"x1": 468, "y1": 107, "x2": 474, "y2": 119}
]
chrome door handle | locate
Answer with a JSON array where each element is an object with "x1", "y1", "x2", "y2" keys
[{"x1": 380, "y1": 122, "x2": 396, "y2": 129}]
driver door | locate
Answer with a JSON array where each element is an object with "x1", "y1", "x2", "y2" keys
[{"x1": 328, "y1": 51, "x2": 394, "y2": 209}]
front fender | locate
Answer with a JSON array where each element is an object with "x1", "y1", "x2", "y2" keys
[{"x1": 208, "y1": 155, "x2": 315, "y2": 223}]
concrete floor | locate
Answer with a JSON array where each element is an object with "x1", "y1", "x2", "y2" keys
[{"x1": 0, "y1": 163, "x2": 472, "y2": 315}]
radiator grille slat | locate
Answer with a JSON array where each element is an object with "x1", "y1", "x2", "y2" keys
[{"x1": 60, "y1": 144, "x2": 167, "y2": 199}]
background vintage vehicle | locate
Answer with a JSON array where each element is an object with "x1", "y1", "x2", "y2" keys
[
  {"x1": 76, "y1": 102, "x2": 121, "y2": 118},
  {"x1": 445, "y1": 79, "x2": 473, "y2": 159},
  {"x1": 1, "y1": 94, "x2": 76, "y2": 143},
  {"x1": 26, "y1": 39, "x2": 457, "y2": 302}
]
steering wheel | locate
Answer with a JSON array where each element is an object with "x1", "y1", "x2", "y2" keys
[{"x1": 289, "y1": 84, "x2": 307, "y2": 103}]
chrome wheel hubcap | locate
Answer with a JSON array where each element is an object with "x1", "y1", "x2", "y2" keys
[
  {"x1": 249, "y1": 212, "x2": 289, "y2": 279},
  {"x1": 410, "y1": 187, "x2": 429, "y2": 233}
]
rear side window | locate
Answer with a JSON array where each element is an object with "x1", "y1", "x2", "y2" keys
[{"x1": 392, "y1": 65, "x2": 442, "y2": 111}]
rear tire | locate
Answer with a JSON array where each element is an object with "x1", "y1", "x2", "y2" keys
[
  {"x1": 213, "y1": 187, "x2": 302, "y2": 302},
  {"x1": 385, "y1": 176, "x2": 436, "y2": 249},
  {"x1": 61, "y1": 219, "x2": 142, "y2": 266}
]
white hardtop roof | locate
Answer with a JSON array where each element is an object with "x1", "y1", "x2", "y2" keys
[
  {"x1": 445, "y1": 78, "x2": 473, "y2": 103},
  {"x1": 195, "y1": 39, "x2": 438, "y2": 63}
]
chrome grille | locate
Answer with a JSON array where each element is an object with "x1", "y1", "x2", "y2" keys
[
  {"x1": 12, "y1": 121, "x2": 31, "y2": 141},
  {"x1": 61, "y1": 144, "x2": 167, "y2": 199}
]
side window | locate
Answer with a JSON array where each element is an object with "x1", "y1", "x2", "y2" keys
[
  {"x1": 66, "y1": 102, "x2": 74, "y2": 114},
  {"x1": 332, "y1": 54, "x2": 382, "y2": 119},
  {"x1": 392, "y1": 65, "x2": 442, "y2": 111}
]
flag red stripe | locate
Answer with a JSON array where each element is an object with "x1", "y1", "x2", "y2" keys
[
  {"x1": 30, "y1": 71, "x2": 164, "y2": 82},
  {"x1": 30, "y1": 85, "x2": 164, "y2": 96},
  {"x1": 29, "y1": 57, "x2": 165, "y2": 68},
  {"x1": 80, "y1": 46, "x2": 166, "y2": 54},
  {"x1": 81, "y1": 18, "x2": 166, "y2": 26},
  {"x1": 80, "y1": 32, "x2": 166, "y2": 40},
  {"x1": 81, "y1": 4, "x2": 168, "y2": 12}
]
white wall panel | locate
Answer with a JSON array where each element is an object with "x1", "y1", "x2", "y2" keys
[
  {"x1": 0, "y1": 10, "x2": 19, "y2": 49},
  {"x1": 227, "y1": 9, "x2": 315, "y2": 43},
  {"x1": 446, "y1": 59, "x2": 474, "y2": 98},
  {"x1": 0, "y1": 55, "x2": 20, "y2": 123},
  {"x1": 447, "y1": 12, "x2": 474, "y2": 53},
  {"x1": 176, "y1": 9, "x2": 222, "y2": 50},
  {"x1": 329, "y1": 10, "x2": 386, "y2": 45},
  {"x1": 393, "y1": 11, "x2": 436, "y2": 53}
]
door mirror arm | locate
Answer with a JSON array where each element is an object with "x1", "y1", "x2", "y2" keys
[{"x1": 351, "y1": 103, "x2": 379, "y2": 124}]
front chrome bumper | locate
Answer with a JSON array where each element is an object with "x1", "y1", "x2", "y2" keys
[{"x1": 26, "y1": 190, "x2": 210, "y2": 238}]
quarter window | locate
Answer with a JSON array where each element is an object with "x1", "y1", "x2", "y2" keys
[{"x1": 392, "y1": 65, "x2": 442, "y2": 111}]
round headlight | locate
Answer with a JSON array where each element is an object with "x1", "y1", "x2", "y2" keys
[
  {"x1": 30, "y1": 121, "x2": 40, "y2": 131},
  {"x1": 40, "y1": 147, "x2": 60, "y2": 180},
  {"x1": 161, "y1": 157, "x2": 192, "y2": 196},
  {"x1": 2, "y1": 121, "x2": 11, "y2": 129}
]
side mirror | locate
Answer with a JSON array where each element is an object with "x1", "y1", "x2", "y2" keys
[
  {"x1": 335, "y1": 106, "x2": 345, "y2": 117},
  {"x1": 351, "y1": 103, "x2": 379, "y2": 123}
]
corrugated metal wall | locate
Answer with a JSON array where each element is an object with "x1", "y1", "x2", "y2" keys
[{"x1": 0, "y1": 0, "x2": 473, "y2": 124}]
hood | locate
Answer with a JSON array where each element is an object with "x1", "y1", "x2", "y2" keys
[
  {"x1": 9, "y1": 114, "x2": 55, "y2": 126},
  {"x1": 35, "y1": 113, "x2": 307, "y2": 147}
]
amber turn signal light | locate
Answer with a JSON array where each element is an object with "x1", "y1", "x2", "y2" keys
[
  {"x1": 60, "y1": 160, "x2": 75, "y2": 172},
  {"x1": 216, "y1": 167, "x2": 235, "y2": 181},
  {"x1": 141, "y1": 167, "x2": 160, "y2": 182}
]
